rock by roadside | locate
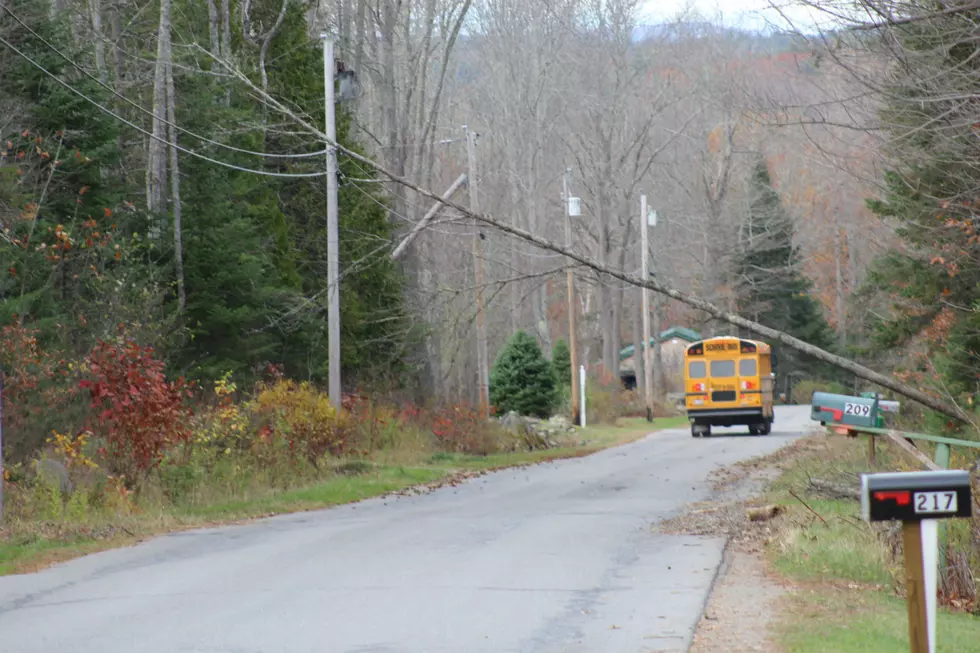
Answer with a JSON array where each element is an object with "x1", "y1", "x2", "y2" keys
[{"x1": 498, "y1": 411, "x2": 577, "y2": 450}]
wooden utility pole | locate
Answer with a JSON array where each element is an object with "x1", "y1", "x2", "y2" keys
[
  {"x1": 322, "y1": 34, "x2": 342, "y2": 409},
  {"x1": 0, "y1": 370, "x2": 4, "y2": 521},
  {"x1": 466, "y1": 126, "x2": 490, "y2": 418},
  {"x1": 640, "y1": 195, "x2": 654, "y2": 422},
  {"x1": 902, "y1": 523, "x2": 930, "y2": 653},
  {"x1": 563, "y1": 169, "x2": 580, "y2": 426}
]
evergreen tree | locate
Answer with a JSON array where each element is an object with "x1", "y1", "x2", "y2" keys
[
  {"x1": 260, "y1": 4, "x2": 412, "y2": 386},
  {"x1": 551, "y1": 338, "x2": 572, "y2": 393},
  {"x1": 0, "y1": 0, "x2": 414, "y2": 389},
  {"x1": 0, "y1": 0, "x2": 165, "y2": 355},
  {"x1": 490, "y1": 330, "x2": 558, "y2": 418},
  {"x1": 860, "y1": 12, "x2": 980, "y2": 408},
  {"x1": 733, "y1": 156, "x2": 835, "y2": 377}
]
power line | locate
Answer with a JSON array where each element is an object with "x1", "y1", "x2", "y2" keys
[
  {"x1": 0, "y1": 4, "x2": 328, "y2": 161},
  {"x1": 0, "y1": 34, "x2": 330, "y2": 179}
]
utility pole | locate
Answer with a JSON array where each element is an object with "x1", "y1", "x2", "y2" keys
[
  {"x1": 322, "y1": 34, "x2": 341, "y2": 409},
  {"x1": 466, "y1": 125, "x2": 490, "y2": 418},
  {"x1": 640, "y1": 194, "x2": 654, "y2": 422},
  {"x1": 563, "y1": 169, "x2": 581, "y2": 426},
  {"x1": 0, "y1": 370, "x2": 4, "y2": 521}
]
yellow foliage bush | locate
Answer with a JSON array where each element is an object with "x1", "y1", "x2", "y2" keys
[
  {"x1": 47, "y1": 430, "x2": 98, "y2": 470},
  {"x1": 251, "y1": 379, "x2": 353, "y2": 466},
  {"x1": 191, "y1": 372, "x2": 249, "y2": 456}
]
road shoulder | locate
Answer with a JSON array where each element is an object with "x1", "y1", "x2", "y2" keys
[
  {"x1": 659, "y1": 437, "x2": 817, "y2": 653},
  {"x1": 675, "y1": 434, "x2": 980, "y2": 653}
]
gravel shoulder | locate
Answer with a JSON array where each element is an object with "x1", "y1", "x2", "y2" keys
[
  {"x1": 659, "y1": 436, "x2": 825, "y2": 653},
  {"x1": 689, "y1": 543, "x2": 785, "y2": 653}
]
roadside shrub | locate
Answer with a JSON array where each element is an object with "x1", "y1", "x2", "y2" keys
[
  {"x1": 490, "y1": 330, "x2": 557, "y2": 418},
  {"x1": 190, "y1": 371, "x2": 249, "y2": 459},
  {"x1": 0, "y1": 322, "x2": 80, "y2": 461},
  {"x1": 618, "y1": 390, "x2": 682, "y2": 419},
  {"x1": 80, "y1": 340, "x2": 194, "y2": 483},
  {"x1": 790, "y1": 379, "x2": 847, "y2": 405},
  {"x1": 431, "y1": 403, "x2": 502, "y2": 455},
  {"x1": 585, "y1": 366, "x2": 628, "y2": 424},
  {"x1": 252, "y1": 379, "x2": 353, "y2": 467},
  {"x1": 158, "y1": 458, "x2": 204, "y2": 505},
  {"x1": 343, "y1": 394, "x2": 434, "y2": 459}
]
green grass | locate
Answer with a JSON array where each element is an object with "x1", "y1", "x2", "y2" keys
[
  {"x1": 765, "y1": 437, "x2": 907, "y2": 587},
  {"x1": 765, "y1": 435, "x2": 980, "y2": 651},
  {"x1": 770, "y1": 497, "x2": 894, "y2": 587},
  {"x1": 424, "y1": 416, "x2": 688, "y2": 470},
  {"x1": 180, "y1": 466, "x2": 447, "y2": 520},
  {"x1": 780, "y1": 590, "x2": 980, "y2": 653},
  {"x1": 0, "y1": 415, "x2": 684, "y2": 576}
]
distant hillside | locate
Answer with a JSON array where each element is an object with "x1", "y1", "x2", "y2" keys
[{"x1": 633, "y1": 21, "x2": 810, "y2": 54}]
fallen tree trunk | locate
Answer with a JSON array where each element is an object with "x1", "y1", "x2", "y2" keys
[{"x1": 219, "y1": 58, "x2": 970, "y2": 424}]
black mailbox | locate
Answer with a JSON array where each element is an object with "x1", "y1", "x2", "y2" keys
[{"x1": 861, "y1": 470, "x2": 973, "y2": 523}]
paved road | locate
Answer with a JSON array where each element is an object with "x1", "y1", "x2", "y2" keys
[{"x1": 0, "y1": 406, "x2": 813, "y2": 653}]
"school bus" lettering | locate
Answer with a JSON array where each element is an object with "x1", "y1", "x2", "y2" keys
[{"x1": 705, "y1": 342, "x2": 739, "y2": 352}]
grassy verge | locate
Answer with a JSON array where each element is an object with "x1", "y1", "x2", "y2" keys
[
  {"x1": 759, "y1": 435, "x2": 980, "y2": 652},
  {"x1": 780, "y1": 590, "x2": 980, "y2": 653},
  {"x1": 0, "y1": 416, "x2": 684, "y2": 576}
]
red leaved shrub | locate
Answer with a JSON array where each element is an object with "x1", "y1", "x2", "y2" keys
[
  {"x1": 430, "y1": 403, "x2": 500, "y2": 455},
  {"x1": 0, "y1": 322, "x2": 78, "y2": 461},
  {"x1": 80, "y1": 340, "x2": 194, "y2": 481}
]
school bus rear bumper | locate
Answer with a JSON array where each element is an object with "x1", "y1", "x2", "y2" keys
[{"x1": 685, "y1": 408, "x2": 767, "y2": 419}]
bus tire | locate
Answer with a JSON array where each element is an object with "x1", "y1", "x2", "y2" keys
[{"x1": 761, "y1": 420, "x2": 772, "y2": 436}]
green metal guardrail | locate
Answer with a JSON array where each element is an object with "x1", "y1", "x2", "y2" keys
[{"x1": 820, "y1": 421, "x2": 980, "y2": 582}]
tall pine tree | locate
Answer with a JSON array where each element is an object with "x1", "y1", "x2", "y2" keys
[{"x1": 733, "y1": 156, "x2": 835, "y2": 378}]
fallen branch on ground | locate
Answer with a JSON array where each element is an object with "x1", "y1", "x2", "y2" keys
[
  {"x1": 789, "y1": 489, "x2": 830, "y2": 527},
  {"x1": 808, "y1": 478, "x2": 860, "y2": 501}
]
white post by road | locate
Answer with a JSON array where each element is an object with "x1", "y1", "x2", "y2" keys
[
  {"x1": 321, "y1": 34, "x2": 341, "y2": 409},
  {"x1": 579, "y1": 364, "x2": 587, "y2": 427}
]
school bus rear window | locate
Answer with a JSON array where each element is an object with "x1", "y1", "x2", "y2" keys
[
  {"x1": 689, "y1": 361, "x2": 706, "y2": 379},
  {"x1": 739, "y1": 359, "x2": 757, "y2": 376},
  {"x1": 710, "y1": 360, "x2": 735, "y2": 378}
]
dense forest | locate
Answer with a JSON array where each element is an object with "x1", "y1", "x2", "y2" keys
[{"x1": 2, "y1": 0, "x2": 980, "y2": 449}]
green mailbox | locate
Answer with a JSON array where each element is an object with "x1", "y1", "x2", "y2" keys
[{"x1": 810, "y1": 391, "x2": 879, "y2": 427}]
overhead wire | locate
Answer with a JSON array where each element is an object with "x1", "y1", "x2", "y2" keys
[
  {"x1": 0, "y1": 4, "x2": 329, "y2": 161},
  {"x1": 0, "y1": 33, "x2": 331, "y2": 179}
]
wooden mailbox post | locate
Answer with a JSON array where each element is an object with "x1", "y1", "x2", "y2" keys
[{"x1": 861, "y1": 470, "x2": 973, "y2": 653}]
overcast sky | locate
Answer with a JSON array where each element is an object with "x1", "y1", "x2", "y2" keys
[{"x1": 639, "y1": 0, "x2": 832, "y2": 32}]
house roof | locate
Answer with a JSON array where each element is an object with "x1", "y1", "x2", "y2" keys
[{"x1": 619, "y1": 327, "x2": 702, "y2": 361}]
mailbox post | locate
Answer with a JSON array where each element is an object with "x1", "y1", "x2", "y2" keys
[{"x1": 861, "y1": 470, "x2": 973, "y2": 653}]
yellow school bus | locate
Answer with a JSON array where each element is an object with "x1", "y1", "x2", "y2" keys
[{"x1": 684, "y1": 336, "x2": 774, "y2": 437}]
